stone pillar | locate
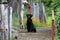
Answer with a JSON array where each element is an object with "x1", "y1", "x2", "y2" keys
[
  {"x1": 5, "y1": 5, "x2": 13, "y2": 40},
  {"x1": 0, "y1": 4, "x2": 4, "y2": 40},
  {"x1": 8, "y1": 6, "x2": 13, "y2": 40},
  {"x1": 1, "y1": 4, "x2": 8, "y2": 40}
]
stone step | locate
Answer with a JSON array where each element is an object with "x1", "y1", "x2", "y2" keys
[
  {"x1": 17, "y1": 33, "x2": 52, "y2": 40},
  {"x1": 13, "y1": 27, "x2": 52, "y2": 40}
]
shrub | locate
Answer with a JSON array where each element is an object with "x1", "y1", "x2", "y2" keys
[{"x1": 32, "y1": 17, "x2": 46, "y2": 28}]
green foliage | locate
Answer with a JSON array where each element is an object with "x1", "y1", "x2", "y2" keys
[
  {"x1": 13, "y1": 16, "x2": 19, "y2": 27},
  {"x1": 27, "y1": 0, "x2": 38, "y2": 4},
  {"x1": 43, "y1": 0, "x2": 60, "y2": 16},
  {"x1": 46, "y1": 16, "x2": 52, "y2": 26},
  {"x1": 32, "y1": 17, "x2": 46, "y2": 27},
  {"x1": 0, "y1": 0, "x2": 2, "y2": 3},
  {"x1": 43, "y1": 0, "x2": 60, "y2": 27},
  {"x1": 33, "y1": 21, "x2": 45, "y2": 28},
  {"x1": 7, "y1": 0, "x2": 11, "y2": 3},
  {"x1": 34, "y1": 0, "x2": 38, "y2": 3},
  {"x1": 23, "y1": 18, "x2": 27, "y2": 29},
  {"x1": 56, "y1": 7, "x2": 60, "y2": 15},
  {"x1": 54, "y1": 35, "x2": 58, "y2": 40},
  {"x1": 24, "y1": 6, "x2": 28, "y2": 18},
  {"x1": 55, "y1": 7, "x2": 60, "y2": 24},
  {"x1": 55, "y1": 14, "x2": 60, "y2": 40},
  {"x1": 12, "y1": 33, "x2": 14, "y2": 40}
]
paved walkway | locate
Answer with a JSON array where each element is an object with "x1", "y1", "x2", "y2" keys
[{"x1": 13, "y1": 27, "x2": 52, "y2": 40}]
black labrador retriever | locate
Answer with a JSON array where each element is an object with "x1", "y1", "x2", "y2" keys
[{"x1": 26, "y1": 14, "x2": 36, "y2": 32}]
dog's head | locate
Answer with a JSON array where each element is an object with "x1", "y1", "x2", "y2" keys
[{"x1": 26, "y1": 14, "x2": 33, "y2": 19}]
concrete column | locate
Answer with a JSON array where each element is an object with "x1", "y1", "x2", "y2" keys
[{"x1": 1, "y1": 4, "x2": 8, "y2": 40}]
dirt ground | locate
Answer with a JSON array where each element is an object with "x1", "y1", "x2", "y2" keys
[{"x1": 13, "y1": 27, "x2": 52, "y2": 40}]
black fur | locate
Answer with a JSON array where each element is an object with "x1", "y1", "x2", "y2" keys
[{"x1": 26, "y1": 14, "x2": 36, "y2": 32}]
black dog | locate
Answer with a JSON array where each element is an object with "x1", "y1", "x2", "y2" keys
[{"x1": 26, "y1": 14, "x2": 36, "y2": 32}]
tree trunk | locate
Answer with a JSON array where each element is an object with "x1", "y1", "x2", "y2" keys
[
  {"x1": 0, "y1": 5, "x2": 4, "y2": 40},
  {"x1": 39, "y1": 0, "x2": 46, "y2": 23},
  {"x1": 18, "y1": 0, "x2": 24, "y2": 29},
  {"x1": 18, "y1": 0, "x2": 21, "y2": 29}
]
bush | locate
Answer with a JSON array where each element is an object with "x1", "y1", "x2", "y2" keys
[
  {"x1": 46, "y1": 16, "x2": 52, "y2": 26},
  {"x1": 32, "y1": 17, "x2": 46, "y2": 28}
]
